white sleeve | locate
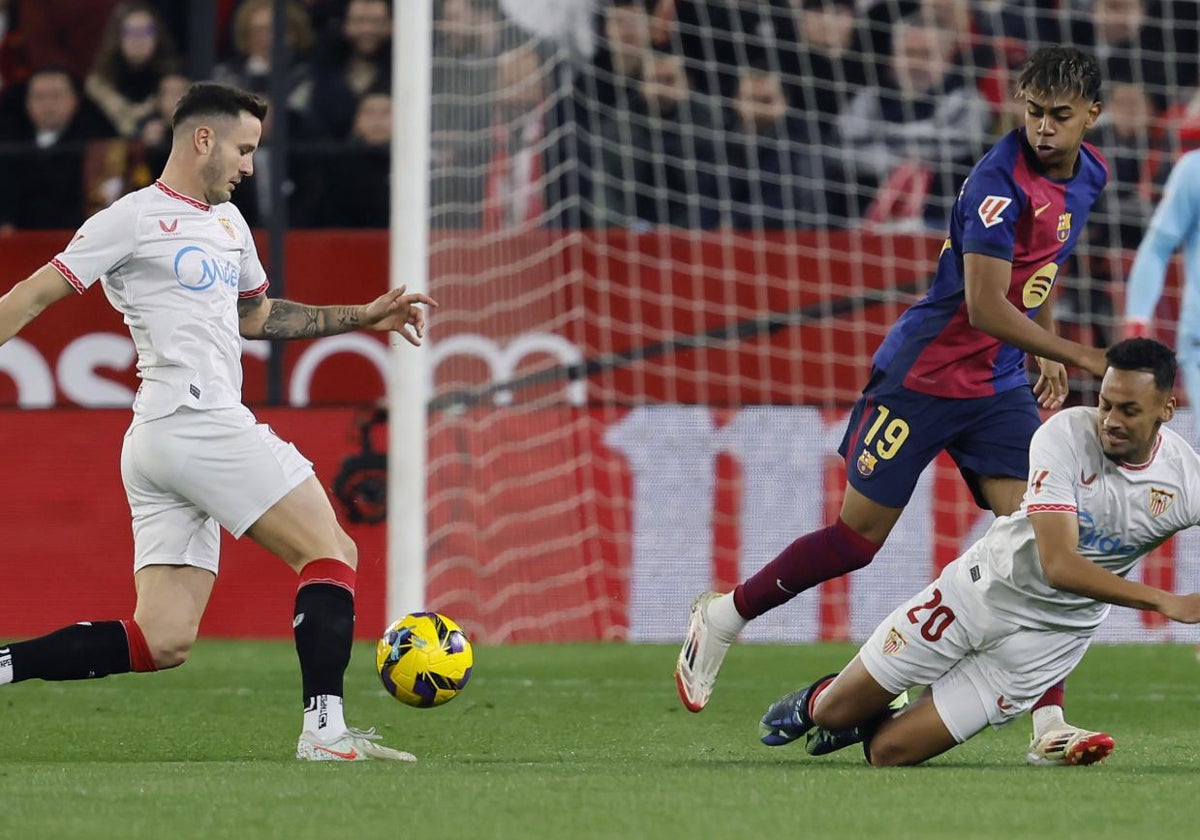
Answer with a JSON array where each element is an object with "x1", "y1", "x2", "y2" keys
[
  {"x1": 1024, "y1": 415, "x2": 1081, "y2": 514},
  {"x1": 231, "y1": 208, "x2": 268, "y2": 298},
  {"x1": 50, "y1": 201, "x2": 138, "y2": 293}
]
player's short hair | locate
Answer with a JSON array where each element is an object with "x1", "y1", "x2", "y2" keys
[
  {"x1": 1106, "y1": 338, "x2": 1177, "y2": 392},
  {"x1": 1015, "y1": 46, "x2": 1102, "y2": 104},
  {"x1": 171, "y1": 82, "x2": 268, "y2": 133}
]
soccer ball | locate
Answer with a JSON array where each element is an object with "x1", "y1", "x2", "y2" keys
[{"x1": 375, "y1": 612, "x2": 474, "y2": 707}]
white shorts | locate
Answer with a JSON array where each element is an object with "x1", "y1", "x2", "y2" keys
[
  {"x1": 858, "y1": 548, "x2": 1093, "y2": 743},
  {"x1": 120, "y1": 405, "x2": 314, "y2": 574}
]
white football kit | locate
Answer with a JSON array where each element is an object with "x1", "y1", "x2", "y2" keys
[
  {"x1": 859, "y1": 406, "x2": 1200, "y2": 742},
  {"x1": 52, "y1": 181, "x2": 314, "y2": 572}
]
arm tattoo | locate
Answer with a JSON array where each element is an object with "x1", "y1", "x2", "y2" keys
[{"x1": 260, "y1": 299, "x2": 362, "y2": 340}]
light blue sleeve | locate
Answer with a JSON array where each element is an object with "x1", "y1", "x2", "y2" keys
[{"x1": 1125, "y1": 152, "x2": 1200, "y2": 321}]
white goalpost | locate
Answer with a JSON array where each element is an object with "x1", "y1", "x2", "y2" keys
[{"x1": 387, "y1": 0, "x2": 433, "y2": 620}]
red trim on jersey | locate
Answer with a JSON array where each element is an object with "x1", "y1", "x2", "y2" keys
[
  {"x1": 1081, "y1": 140, "x2": 1110, "y2": 178},
  {"x1": 298, "y1": 558, "x2": 356, "y2": 595},
  {"x1": 50, "y1": 258, "x2": 87, "y2": 294},
  {"x1": 844, "y1": 397, "x2": 876, "y2": 453},
  {"x1": 1119, "y1": 435, "x2": 1162, "y2": 470},
  {"x1": 154, "y1": 179, "x2": 211, "y2": 212},
  {"x1": 1026, "y1": 503, "x2": 1077, "y2": 514},
  {"x1": 238, "y1": 280, "x2": 269, "y2": 298},
  {"x1": 121, "y1": 619, "x2": 159, "y2": 672}
]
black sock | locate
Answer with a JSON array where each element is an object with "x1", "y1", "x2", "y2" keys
[
  {"x1": 293, "y1": 582, "x2": 354, "y2": 702},
  {"x1": 2, "y1": 621, "x2": 131, "y2": 682}
]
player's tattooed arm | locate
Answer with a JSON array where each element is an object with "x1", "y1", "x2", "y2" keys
[
  {"x1": 238, "y1": 287, "x2": 437, "y2": 344},
  {"x1": 238, "y1": 294, "x2": 362, "y2": 339}
]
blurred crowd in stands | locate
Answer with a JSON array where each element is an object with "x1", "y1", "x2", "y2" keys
[{"x1": 2, "y1": 0, "x2": 1200, "y2": 267}]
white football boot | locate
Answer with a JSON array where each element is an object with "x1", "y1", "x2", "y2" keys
[
  {"x1": 297, "y1": 727, "x2": 417, "y2": 762},
  {"x1": 675, "y1": 591, "x2": 744, "y2": 712}
]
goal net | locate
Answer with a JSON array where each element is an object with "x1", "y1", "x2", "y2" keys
[{"x1": 419, "y1": 0, "x2": 1200, "y2": 644}]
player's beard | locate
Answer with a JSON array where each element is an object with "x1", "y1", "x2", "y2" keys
[{"x1": 200, "y1": 155, "x2": 232, "y2": 204}]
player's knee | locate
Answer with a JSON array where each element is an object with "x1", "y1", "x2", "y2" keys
[
  {"x1": 143, "y1": 626, "x2": 198, "y2": 669},
  {"x1": 864, "y1": 732, "x2": 920, "y2": 767}
]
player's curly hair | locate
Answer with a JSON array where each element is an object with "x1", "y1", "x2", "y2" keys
[
  {"x1": 1107, "y1": 338, "x2": 1177, "y2": 392},
  {"x1": 1015, "y1": 46, "x2": 1102, "y2": 104},
  {"x1": 171, "y1": 82, "x2": 268, "y2": 132}
]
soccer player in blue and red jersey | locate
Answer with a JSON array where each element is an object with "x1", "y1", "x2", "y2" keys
[{"x1": 677, "y1": 46, "x2": 1116, "y2": 766}]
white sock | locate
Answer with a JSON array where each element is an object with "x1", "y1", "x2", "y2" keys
[
  {"x1": 303, "y1": 695, "x2": 347, "y2": 739},
  {"x1": 1032, "y1": 705, "x2": 1065, "y2": 738},
  {"x1": 708, "y1": 593, "x2": 749, "y2": 640}
]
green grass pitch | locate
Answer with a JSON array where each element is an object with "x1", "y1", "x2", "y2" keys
[{"x1": 3, "y1": 640, "x2": 1199, "y2": 839}]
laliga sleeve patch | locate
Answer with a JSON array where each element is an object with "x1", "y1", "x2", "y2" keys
[{"x1": 977, "y1": 195, "x2": 1012, "y2": 228}]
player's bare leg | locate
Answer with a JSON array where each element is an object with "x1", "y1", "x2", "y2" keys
[
  {"x1": 759, "y1": 656, "x2": 957, "y2": 765},
  {"x1": 979, "y1": 475, "x2": 1115, "y2": 766},
  {"x1": 0, "y1": 564, "x2": 211, "y2": 687},
  {"x1": 132, "y1": 564, "x2": 215, "y2": 668},
  {"x1": 247, "y1": 476, "x2": 414, "y2": 762},
  {"x1": 675, "y1": 486, "x2": 896, "y2": 712}
]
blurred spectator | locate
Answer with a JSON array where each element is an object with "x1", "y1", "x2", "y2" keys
[
  {"x1": 0, "y1": 68, "x2": 116, "y2": 231},
  {"x1": 484, "y1": 43, "x2": 553, "y2": 229},
  {"x1": 1088, "y1": 77, "x2": 1159, "y2": 250},
  {"x1": 1044, "y1": 0, "x2": 1195, "y2": 109},
  {"x1": 214, "y1": 0, "x2": 314, "y2": 122},
  {"x1": 671, "y1": 0, "x2": 796, "y2": 100},
  {"x1": 294, "y1": 90, "x2": 392, "y2": 228},
  {"x1": 593, "y1": 0, "x2": 654, "y2": 109},
  {"x1": 18, "y1": 0, "x2": 121, "y2": 82},
  {"x1": 305, "y1": 0, "x2": 392, "y2": 138},
  {"x1": 298, "y1": 0, "x2": 347, "y2": 37},
  {"x1": 596, "y1": 47, "x2": 721, "y2": 228},
  {"x1": 837, "y1": 16, "x2": 992, "y2": 228},
  {"x1": 84, "y1": 1, "x2": 180, "y2": 138},
  {"x1": 777, "y1": 0, "x2": 869, "y2": 145},
  {"x1": 430, "y1": 0, "x2": 507, "y2": 229},
  {"x1": 0, "y1": 0, "x2": 24, "y2": 95},
  {"x1": 724, "y1": 64, "x2": 827, "y2": 228},
  {"x1": 137, "y1": 71, "x2": 189, "y2": 174}
]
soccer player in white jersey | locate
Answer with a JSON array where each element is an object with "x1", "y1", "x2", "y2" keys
[
  {"x1": 0, "y1": 82, "x2": 434, "y2": 762},
  {"x1": 757, "y1": 338, "x2": 1200, "y2": 766},
  {"x1": 1124, "y1": 149, "x2": 1200, "y2": 414}
]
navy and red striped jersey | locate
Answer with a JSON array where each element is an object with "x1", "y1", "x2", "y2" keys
[{"x1": 872, "y1": 128, "x2": 1109, "y2": 398}]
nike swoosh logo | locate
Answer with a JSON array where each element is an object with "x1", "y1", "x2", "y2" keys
[
  {"x1": 313, "y1": 744, "x2": 358, "y2": 760},
  {"x1": 1034, "y1": 202, "x2": 1052, "y2": 217},
  {"x1": 776, "y1": 578, "x2": 797, "y2": 595},
  {"x1": 1080, "y1": 470, "x2": 1097, "y2": 485}
]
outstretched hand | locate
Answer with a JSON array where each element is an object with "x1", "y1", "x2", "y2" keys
[
  {"x1": 362, "y1": 285, "x2": 439, "y2": 346},
  {"x1": 1032, "y1": 358, "x2": 1068, "y2": 410}
]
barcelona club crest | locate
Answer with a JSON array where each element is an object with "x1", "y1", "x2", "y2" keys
[
  {"x1": 218, "y1": 216, "x2": 238, "y2": 240},
  {"x1": 1056, "y1": 211, "x2": 1072, "y2": 242},
  {"x1": 1149, "y1": 486, "x2": 1175, "y2": 518},
  {"x1": 857, "y1": 449, "x2": 877, "y2": 477}
]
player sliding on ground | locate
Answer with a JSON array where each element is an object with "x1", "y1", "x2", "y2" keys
[
  {"x1": 0, "y1": 82, "x2": 435, "y2": 761},
  {"x1": 676, "y1": 45, "x2": 1118, "y2": 766},
  {"x1": 759, "y1": 339, "x2": 1200, "y2": 766}
]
